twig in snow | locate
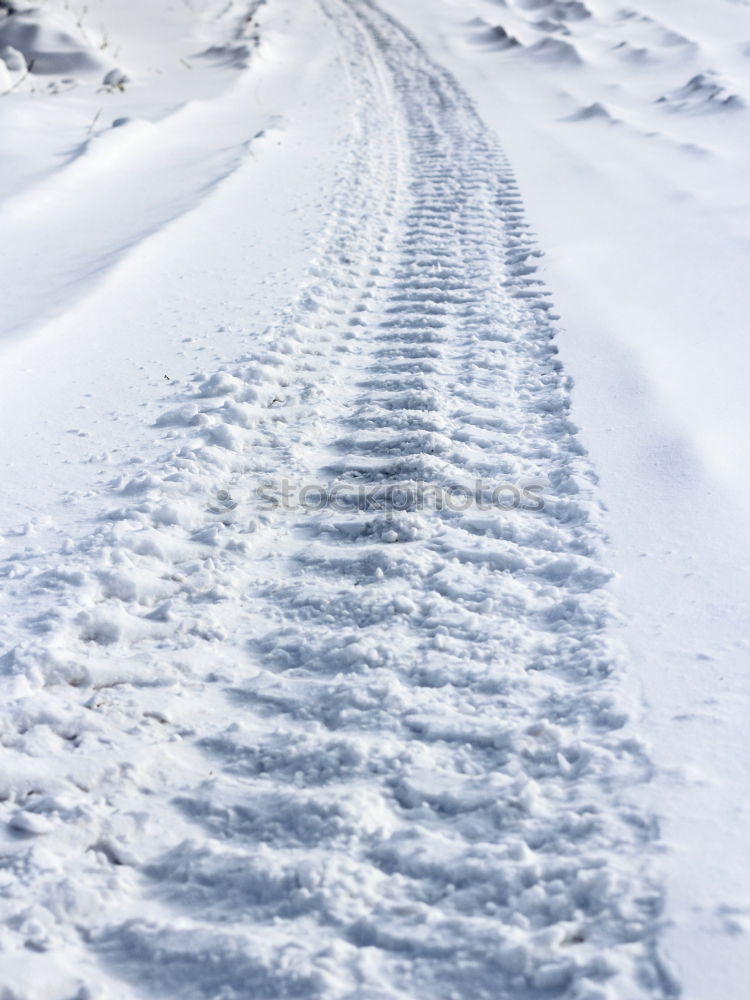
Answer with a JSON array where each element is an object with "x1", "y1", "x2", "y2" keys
[{"x1": 87, "y1": 107, "x2": 102, "y2": 134}]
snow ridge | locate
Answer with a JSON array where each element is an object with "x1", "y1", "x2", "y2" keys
[{"x1": 0, "y1": 0, "x2": 675, "y2": 997}]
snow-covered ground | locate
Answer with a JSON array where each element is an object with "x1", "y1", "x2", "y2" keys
[
  {"x1": 375, "y1": 2, "x2": 750, "y2": 996},
  {"x1": 0, "y1": 0, "x2": 747, "y2": 997}
]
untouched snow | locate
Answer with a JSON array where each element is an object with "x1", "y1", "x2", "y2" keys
[
  {"x1": 0, "y1": 0, "x2": 747, "y2": 998},
  {"x1": 0, "y1": 0, "x2": 267, "y2": 342}
]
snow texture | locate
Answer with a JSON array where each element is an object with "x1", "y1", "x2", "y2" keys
[
  {"x1": 0, "y1": 0, "x2": 748, "y2": 997},
  {"x1": 0, "y1": 2, "x2": 676, "y2": 998}
]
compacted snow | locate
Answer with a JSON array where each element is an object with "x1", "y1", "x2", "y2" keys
[{"x1": 0, "y1": 0, "x2": 747, "y2": 998}]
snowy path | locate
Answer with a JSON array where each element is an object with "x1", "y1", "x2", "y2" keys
[{"x1": 0, "y1": 1, "x2": 674, "y2": 998}]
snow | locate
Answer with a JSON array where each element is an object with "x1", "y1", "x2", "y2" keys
[
  {"x1": 0, "y1": 0, "x2": 748, "y2": 997},
  {"x1": 371, "y1": 2, "x2": 750, "y2": 996}
]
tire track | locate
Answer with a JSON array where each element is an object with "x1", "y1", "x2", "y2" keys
[{"x1": 107, "y1": 2, "x2": 670, "y2": 997}]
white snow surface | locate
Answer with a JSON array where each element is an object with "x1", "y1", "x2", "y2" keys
[{"x1": 0, "y1": 0, "x2": 747, "y2": 998}]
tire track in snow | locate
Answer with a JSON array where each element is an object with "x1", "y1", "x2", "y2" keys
[{"x1": 0, "y1": 1, "x2": 675, "y2": 998}]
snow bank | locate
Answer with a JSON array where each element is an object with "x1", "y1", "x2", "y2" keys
[{"x1": 0, "y1": 2, "x2": 109, "y2": 77}]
